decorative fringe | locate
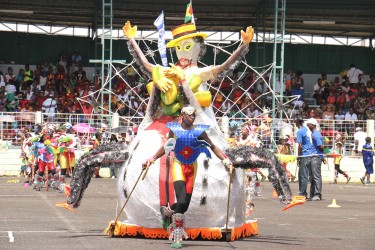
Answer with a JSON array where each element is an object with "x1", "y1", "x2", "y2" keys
[
  {"x1": 225, "y1": 145, "x2": 292, "y2": 203},
  {"x1": 105, "y1": 221, "x2": 258, "y2": 240},
  {"x1": 67, "y1": 143, "x2": 129, "y2": 208}
]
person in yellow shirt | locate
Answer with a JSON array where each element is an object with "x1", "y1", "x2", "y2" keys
[{"x1": 333, "y1": 142, "x2": 351, "y2": 184}]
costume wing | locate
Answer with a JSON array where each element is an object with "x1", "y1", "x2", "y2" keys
[
  {"x1": 224, "y1": 145, "x2": 292, "y2": 203},
  {"x1": 67, "y1": 142, "x2": 129, "y2": 208}
]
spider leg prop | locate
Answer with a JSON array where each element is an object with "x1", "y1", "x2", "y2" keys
[
  {"x1": 225, "y1": 145, "x2": 293, "y2": 204},
  {"x1": 56, "y1": 143, "x2": 129, "y2": 210}
]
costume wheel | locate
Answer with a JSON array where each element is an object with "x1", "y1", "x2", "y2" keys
[
  {"x1": 108, "y1": 226, "x2": 115, "y2": 238},
  {"x1": 225, "y1": 231, "x2": 231, "y2": 242}
]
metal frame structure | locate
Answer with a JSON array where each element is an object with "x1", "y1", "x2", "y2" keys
[{"x1": 270, "y1": 0, "x2": 286, "y2": 149}]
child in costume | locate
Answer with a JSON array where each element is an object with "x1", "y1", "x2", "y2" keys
[
  {"x1": 360, "y1": 137, "x2": 374, "y2": 185},
  {"x1": 277, "y1": 135, "x2": 295, "y2": 182},
  {"x1": 32, "y1": 134, "x2": 56, "y2": 191},
  {"x1": 19, "y1": 152, "x2": 28, "y2": 177},
  {"x1": 58, "y1": 123, "x2": 79, "y2": 191},
  {"x1": 332, "y1": 141, "x2": 351, "y2": 184}
]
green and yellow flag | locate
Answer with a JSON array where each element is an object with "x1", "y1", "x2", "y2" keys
[{"x1": 184, "y1": 1, "x2": 194, "y2": 23}]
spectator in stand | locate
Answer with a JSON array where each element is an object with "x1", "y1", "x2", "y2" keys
[
  {"x1": 55, "y1": 64, "x2": 66, "y2": 94},
  {"x1": 20, "y1": 102, "x2": 32, "y2": 112},
  {"x1": 42, "y1": 94, "x2": 57, "y2": 122},
  {"x1": 246, "y1": 104, "x2": 260, "y2": 118},
  {"x1": 0, "y1": 72, "x2": 5, "y2": 88},
  {"x1": 117, "y1": 88, "x2": 129, "y2": 104},
  {"x1": 326, "y1": 92, "x2": 336, "y2": 106},
  {"x1": 344, "y1": 107, "x2": 358, "y2": 134},
  {"x1": 23, "y1": 64, "x2": 34, "y2": 87},
  {"x1": 0, "y1": 91, "x2": 7, "y2": 111},
  {"x1": 347, "y1": 63, "x2": 364, "y2": 85},
  {"x1": 346, "y1": 90, "x2": 356, "y2": 108},
  {"x1": 82, "y1": 102, "x2": 94, "y2": 120},
  {"x1": 354, "y1": 97, "x2": 370, "y2": 120},
  {"x1": 35, "y1": 90, "x2": 47, "y2": 110},
  {"x1": 5, "y1": 67, "x2": 16, "y2": 89},
  {"x1": 336, "y1": 88, "x2": 346, "y2": 109},
  {"x1": 18, "y1": 93, "x2": 29, "y2": 109},
  {"x1": 295, "y1": 70, "x2": 304, "y2": 89},
  {"x1": 16, "y1": 68, "x2": 25, "y2": 91},
  {"x1": 322, "y1": 105, "x2": 334, "y2": 120},
  {"x1": 360, "y1": 137, "x2": 374, "y2": 185},
  {"x1": 308, "y1": 109, "x2": 321, "y2": 120},
  {"x1": 71, "y1": 50, "x2": 82, "y2": 70},
  {"x1": 313, "y1": 78, "x2": 323, "y2": 104},
  {"x1": 366, "y1": 76, "x2": 375, "y2": 94},
  {"x1": 74, "y1": 64, "x2": 86, "y2": 82},
  {"x1": 367, "y1": 93, "x2": 375, "y2": 106},
  {"x1": 334, "y1": 108, "x2": 345, "y2": 132},
  {"x1": 25, "y1": 86, "x2": 34, "y2": 101},
  {"x1": 128, "y1": 96, "x2": 139, "y2": 116},
  {"x1": 341, "y1": 81, "x2": 350, "y2": 94},
  {"x1": 331, "y1": 76, "x2": 341, "y2": 89},
  {"x1": 321, "y1": 73, "x2": 329, "y2": 86},
  {"x1": 233, "y1": 86, "x2": 244, "y2": 106}
]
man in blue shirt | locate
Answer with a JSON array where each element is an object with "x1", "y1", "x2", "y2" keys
[
  {"x1": 296, "y1": 119, "x2": 315, "y2": 198},
  {"x1": 306, "y1": 118, "x2": 326, "y2": 201}
]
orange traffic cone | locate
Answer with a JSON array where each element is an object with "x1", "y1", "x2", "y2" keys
[{"x1": 327, "y1": 199, "x2": 341, "y2": 208}]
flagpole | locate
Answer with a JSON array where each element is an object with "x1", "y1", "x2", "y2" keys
[{"x1": 191, "y1": 1, "x2": 195, "y2": 24}]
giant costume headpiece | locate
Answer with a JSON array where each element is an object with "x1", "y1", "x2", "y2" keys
[{"x1": 166, "y1": 23, "x2": 207, "y2": 48}]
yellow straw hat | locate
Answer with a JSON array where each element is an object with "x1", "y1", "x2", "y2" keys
[{"x1": 166, "y1": 23, "x2": 207, "y2": 48}]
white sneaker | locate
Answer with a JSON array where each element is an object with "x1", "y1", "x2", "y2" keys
[{"x1": 111, "y1": 176, "x2": 115, "y2": 179}]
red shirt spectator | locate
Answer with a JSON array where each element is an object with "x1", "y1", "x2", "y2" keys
[{"x1": 327, "y1": 93, "x2": 336, "y2": 105}]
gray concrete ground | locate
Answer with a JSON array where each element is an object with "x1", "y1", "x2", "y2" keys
[{"x1": 0, "y1": 177, "x2": 374, "y2": 250}]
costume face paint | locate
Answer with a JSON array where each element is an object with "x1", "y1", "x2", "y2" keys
[{"x1": 175, "y1": 38, "x2": 201, "y2": 66}]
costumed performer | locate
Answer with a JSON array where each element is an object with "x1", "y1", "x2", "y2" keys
[
  {"x1": 142, "y1": 104, "x2": 233, "y2": 248},
  {"x1": 32, "y1": 133, "x2": 56, "y2": 191},
  {"x1": 58, "y1": 122, "x2": 79, "y2": 192}
]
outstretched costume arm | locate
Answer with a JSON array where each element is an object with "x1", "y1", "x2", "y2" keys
[
  {"x1": 123, "y1": 21, "x2": 154, "y2": 73},
  {"x1": 199, "y1": 26, "x2": 254, "y2": 80}
]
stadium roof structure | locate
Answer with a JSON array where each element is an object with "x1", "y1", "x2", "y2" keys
[{"x1": 0, "y1": 0, "x2": 374, "y2": 39}]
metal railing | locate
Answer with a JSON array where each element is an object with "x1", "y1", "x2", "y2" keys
[{"x1": 0, "y1": 111, "x2": 373, "y2": 156}]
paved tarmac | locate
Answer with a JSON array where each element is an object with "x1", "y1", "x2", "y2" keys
[{"x1": 0, "y1": 176, "x2": 374, "y2": 250}]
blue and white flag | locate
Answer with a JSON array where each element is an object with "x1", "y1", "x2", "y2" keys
[{"x1": 154, "y1": 11, "x2": 168, "y2": 67}]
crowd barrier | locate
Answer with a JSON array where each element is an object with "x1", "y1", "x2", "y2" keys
[{"x1": 0, "y1": 111, "x2": 373, "y2": 157}]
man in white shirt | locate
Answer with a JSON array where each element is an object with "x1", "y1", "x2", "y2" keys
[
  {"x1": 117, "y1": 89, "x2": 129, "y2": 103},
  {"x1": 353, "y1": 127, "x2": 367, "y2": 155},
  {"x1": 347, "y1": 64, "x2": 364, "y2": 84},
  {"x1": 344, "y1": 108, "x2": 358, "y2": 135},
  {"x1": 334, "y1": 108, "x2": 345, "y2": 131},
  {"x1": 42, "y1": 94, "x2": 57, "y2": 122},
  {"x1": 246, "y1": 105, "x2": 260, "y2": 118}
]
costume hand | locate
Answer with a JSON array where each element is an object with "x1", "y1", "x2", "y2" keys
[
  {"x1": 164, "y1": 63, "x2": 186, "y2": 81},
  {"x1": 241, "y1": 26, "x2": 254, "y2": 45},
  {"x1": 155, "y1": 76, "x2": 174, "y2": 93},
  {"x1": 122, "y1": 21, "x2": 137, "y2": 39},
  {"x1": 322, "y1": 158, "x2": 327, "y2": 164}
]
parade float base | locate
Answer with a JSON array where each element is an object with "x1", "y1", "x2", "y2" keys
[{"x1": 104, "y1": 220, "x2": 258, "y2": 242}]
